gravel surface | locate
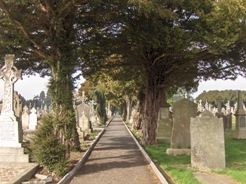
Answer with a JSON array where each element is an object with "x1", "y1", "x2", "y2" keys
[{"x1": 70, "y1": 117, "x2": 161, "y2": 184}]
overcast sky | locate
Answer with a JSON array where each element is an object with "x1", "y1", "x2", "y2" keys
[{"x1": 0, "y1": 75, "x2": 245, "y2": 100}]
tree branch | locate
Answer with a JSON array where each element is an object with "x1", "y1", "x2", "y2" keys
[{"x1": 0, "y1": 0, "x2": 49, "y2": 60}]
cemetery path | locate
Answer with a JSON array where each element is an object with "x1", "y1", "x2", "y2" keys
[{"x1": 69, "y1": 117, "x2": 161, "y2": 184}]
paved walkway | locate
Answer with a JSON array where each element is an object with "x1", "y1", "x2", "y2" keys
[{"x1": 70, "y1": 117, "x2": 160, "y2": 184}]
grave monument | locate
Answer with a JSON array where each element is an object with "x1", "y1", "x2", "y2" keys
[{"x1": 0, "y1": 54, "x2": 28, "y2": 162}]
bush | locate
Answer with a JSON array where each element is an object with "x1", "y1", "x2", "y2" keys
[{"x1": 31, "y1": 115, "x2": 68, "y2": 176}]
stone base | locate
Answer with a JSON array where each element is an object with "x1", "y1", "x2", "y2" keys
[
  {"x1": 234, "y1": 129, "x2": 246, "y2": 139},
  {"x1": 0, "y1": 147, "x2": 29, "y2": 163},
  {"x1": 157, "y1": 137, "x2": 170, "y2": 144},
  {"x1": 166, "y1": 148, "x2": 190, "y2": 156},
  {"x1": 0, "y1": 114, "x2": 22, "y2": 147},
  {"x1": 0, "y1": 162, "x2": 38, "y2": 184}
]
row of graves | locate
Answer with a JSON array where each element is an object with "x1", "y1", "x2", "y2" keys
[
  {"x1": 74, "y1": 91, "x2": 112, "y2": 141},
  {"x1": 154, "y1": 92, "x2": 245, "y2": 171}
]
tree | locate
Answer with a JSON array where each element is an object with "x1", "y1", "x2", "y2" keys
[
  {"x1": 82, "y1": 0, "x2": 246, "y2": 144},
  {"x1": 0, "y1": 1, "x2": 95, "y2": 152}
]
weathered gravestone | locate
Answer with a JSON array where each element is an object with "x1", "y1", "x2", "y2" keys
[
  {"x1": 191, "y1": 110, "x2": 225, "y2": 170},
  {"x1": 21, "y1": 106, "x2": 29, "y2": 130},
  {"x1": 0, "y1": 55, "x2": 28, "y2": 162},
  {"x1": 14, "y1": 91, "x2": 22, "y2": 118},
  {"x1": 29, "y1": 107, "x2": 37, "y2": 130},
  {"x1": 156, "y1": 102, "x2": 172, "y2": 143},
  {"x1": 234, "y1": 91, "x2": 246, "y2": 139},
  {"x1": 166, "y1": 99, "x2": 197, "y2": 155},
  {"x1": 79, "y1": 111, "x2": 91, "y2": 133}
]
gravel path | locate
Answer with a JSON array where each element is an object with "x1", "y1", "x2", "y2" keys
[{"x1": 70, "y1": 117, "x2": 160, "y2": 184}]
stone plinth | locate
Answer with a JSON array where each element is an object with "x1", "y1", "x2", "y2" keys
[
  {"x1": 0, "y1": 114, "x2": 21, "y2": 148},
  {"x1": 191, "y1": 111, "x2": 225, "y2": 170},
  {"x1": 0, "y1": 147, "x2": 28, "y2": 162}
]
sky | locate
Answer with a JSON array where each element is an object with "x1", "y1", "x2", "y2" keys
[{"x1": 0, "y1": 75, "x2": 245, "y2": 100}]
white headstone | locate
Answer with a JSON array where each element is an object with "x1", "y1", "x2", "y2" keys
[
  {"x1": 29, "y1": 107, "x2": 37, "y2": 130},
  {"x1": 79, "y1": 111, "x2": 90, "y2": 131},
  {"x1": 21, "y1": 106, "x2": 29, "y2": 130}
]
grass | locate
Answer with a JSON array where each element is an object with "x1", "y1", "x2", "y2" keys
[
  {"x1": 144, "y1": 130, "x2": 246, "y2": 184},
  {"x1": 145, "y1": 144, "x2": 200, "y2": 184},
  {"x1": 216, "y1": 131, "x2": 246, "y2": 184}
]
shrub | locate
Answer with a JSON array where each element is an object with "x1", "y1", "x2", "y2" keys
[{"x1": 31, "y1": 115, "x2": 68, "y2": 176}]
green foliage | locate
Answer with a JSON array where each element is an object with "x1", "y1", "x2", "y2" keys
[
  {"x1": 94, "y1": 90, "x2": 107, "y2": 125},
  {"x1": 24, "y1": 91, "x2": 51, "y2": 109},
  {"x1": 196, "y1": 90, "x2": 246, "y2": 103},
  {"x1": 216, "y1": 131, "x2": 246, "y2": 184},
  {"x1": 31, "y1": 115, "x2": 68, "y2": 176}
]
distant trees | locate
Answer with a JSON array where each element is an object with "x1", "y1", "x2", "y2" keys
[
  {"x1": 23, "y1": 91, "x2": 51, "y2": 109},
  {"x1": 197, "y1": 90, "x2": 246, "y2": 104}
]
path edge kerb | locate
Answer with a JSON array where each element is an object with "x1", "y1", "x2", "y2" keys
[
  {"x1": 122, "y1": 121, "x2": 169, "y2": 184},
  {"x1": 58, "y1": 117, "x2": 113, "y2": 184}
]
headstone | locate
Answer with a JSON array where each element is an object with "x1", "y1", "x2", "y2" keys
[
  {"x1": 166, "y1": 99, "x2": 197, "y2": 155},
  {"x1": 14, "y1": 91, "x2": 22, "y2": 118},
  {"x1": 29, "y1": 107, "x2": 37, "y2": 130},
  {"x1": 78, "y1": 111, "x2": 90, "y2": 131},
  {"x1": 197, "y1": 99, "x2": 203, "y2": 112},
  {"x1": 156, "y1": 103, "x2": 173, "y2": 143},
  {"x1": 191, "y1": 111, "x2": 225, "y2": 170},
  {"x1": 223, "y1": 114, "x2": 232, "y2": 130},
  {"x1": 0, "y1": 55, "x2": 28, "y2": 162},
  {"x1": 129, "y1": 107, "x2": 137, "y2": 125},
  {"x1": 234, "y1": 91, "x2": 246, "y2": 139},
  {"x1": 205, "y1": 100, "x2": 209, "y2": 110},
  {"x1": 21, "y1": 106, "x2": 29, "y2": 130}
]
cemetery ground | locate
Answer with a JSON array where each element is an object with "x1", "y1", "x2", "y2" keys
[{"x1": 131, "y1": 128, "x2": 246, "y2": 184}]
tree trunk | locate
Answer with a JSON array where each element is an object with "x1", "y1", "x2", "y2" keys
[
  {"x1": 49, "y1": 59, "x2": 80, "y2": 153},
  {"x1": 126, "y1": 96, "x2": 132, "y2": 122},
  {"x1": 141, "y1": 73, "x2": 164, "y2": 145},
  {"x1": 133, "y1": 90, "x2": 145, "y2": 130},
  {"x1": 122, "y1": 100, "x2": 127, "y2": 121}
]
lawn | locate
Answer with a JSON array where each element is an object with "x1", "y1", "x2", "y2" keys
[{"x1": 144, "y1": 130, "x2": 246, "y2": 184}]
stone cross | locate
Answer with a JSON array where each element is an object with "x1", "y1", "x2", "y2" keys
[{"x1": 0, "y1": 55, "x2": 21, "y2": 116}]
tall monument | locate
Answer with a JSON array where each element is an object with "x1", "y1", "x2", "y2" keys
[
  {"x1": 0, "y1": 55, "x2": 28, "y2": 162},
  {"x1": 234, "y1": 91, "x2": 246, "y2": 139}
]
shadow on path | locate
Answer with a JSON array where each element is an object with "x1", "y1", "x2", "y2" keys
[{"x1": 70, "y1": 117, "x2": 160, "y2": 184}]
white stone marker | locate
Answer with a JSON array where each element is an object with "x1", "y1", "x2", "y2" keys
[
  {"x1": 191, "y1": 110, "x2": 225, "y2": 170},
  {"x1": 21, "y1": 106, "x2": 29, "y2": 130},
  {"x1": 29, "y1": 107, "x2": 38, "y2": 130},
  {"x1": 0, "y1": 55, "x2": 22, "y2": 148}
]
